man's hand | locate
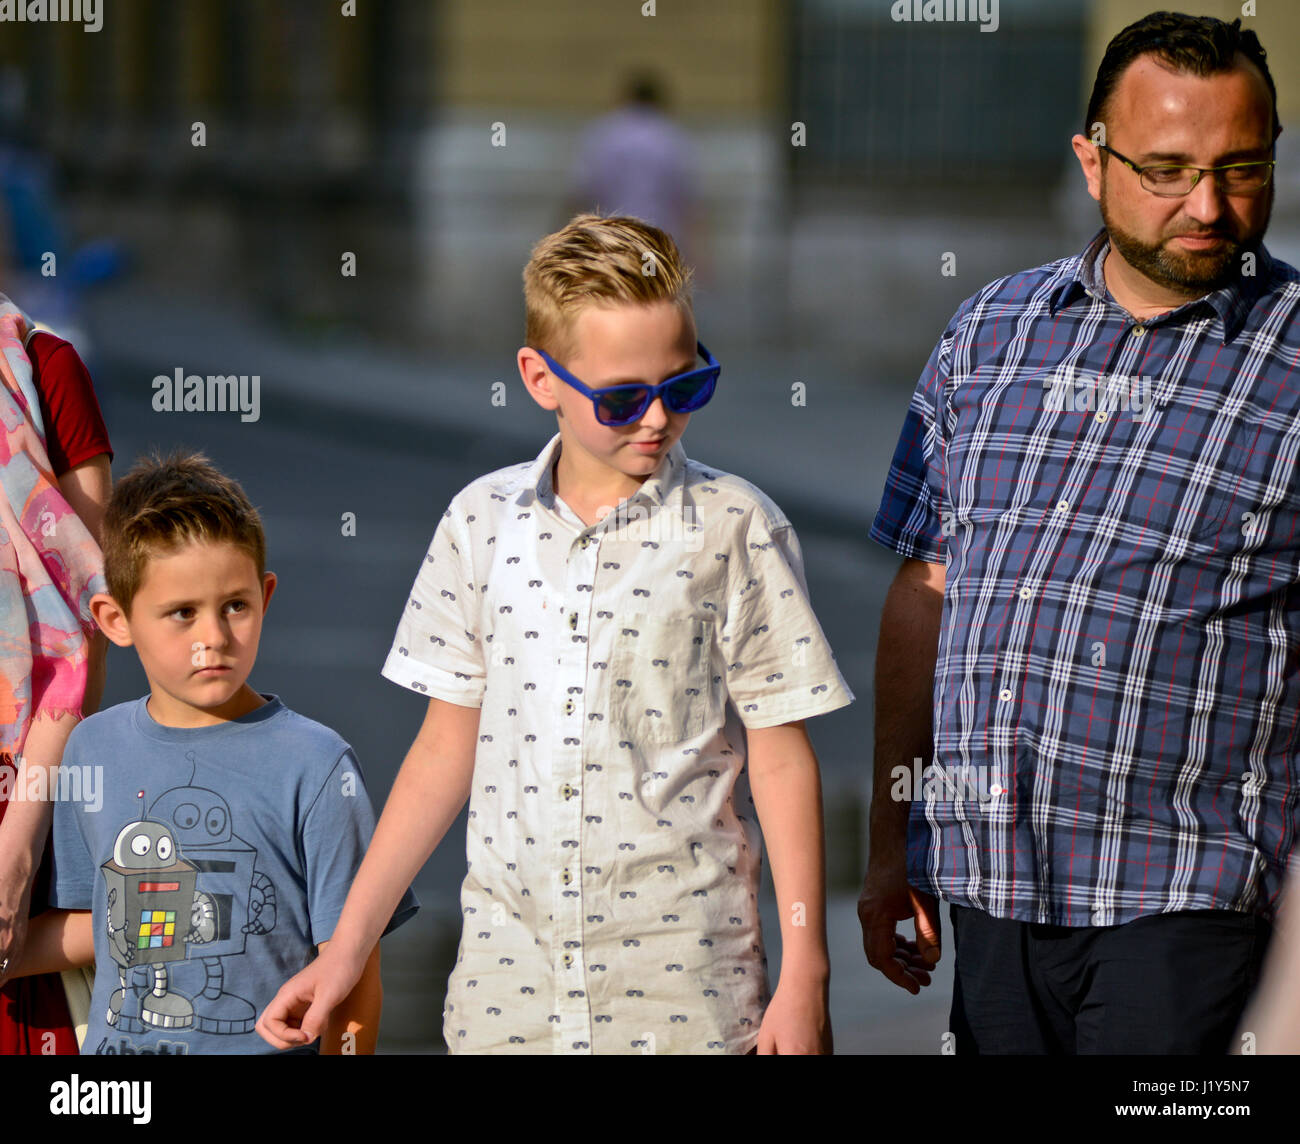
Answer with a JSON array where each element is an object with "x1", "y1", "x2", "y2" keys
[
  {"x1": 858, "y1": 858, "x2": 941, "y2": 994},
  {"x1": 256, "y1": 943, "x2": 366, "y2": 1050},
  {"x1": 755, "y1": 974, "x2": 832, "y2": 1054}
]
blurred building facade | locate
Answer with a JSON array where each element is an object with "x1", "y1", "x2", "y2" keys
[{"x1": 0, "y1": 0, "x2": 433, "y2": 337}]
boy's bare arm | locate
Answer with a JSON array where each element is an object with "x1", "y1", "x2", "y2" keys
[
  {"x1": 317, "y1": 940, "x2": 382, "y2": 1054},
  {"x1": 7, "y1": 909, "x2": 93, "y2": 977},
  {"x1": 745, "y1": 719, "x2": 831, "y2": 1054},
  {"x1": 257, "y1": 696, "x2": 479, "y2": 1049}
]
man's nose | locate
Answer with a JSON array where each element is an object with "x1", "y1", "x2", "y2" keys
[{"x1": 1183, "y1": 170, "x2": 1229, "y2": 224}]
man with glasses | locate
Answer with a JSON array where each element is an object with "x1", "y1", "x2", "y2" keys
[{"x1": 859, "y1": 11, "x2": 1294, "y2": 1053}]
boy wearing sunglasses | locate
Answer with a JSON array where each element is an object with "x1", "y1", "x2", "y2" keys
[{"x1": 258, "y1": 214, "x2": 852, "y2": 1055}]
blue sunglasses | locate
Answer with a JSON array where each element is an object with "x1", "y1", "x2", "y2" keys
[{"x1": 536, "y1": 342, "x2": 721, "y2": 426}]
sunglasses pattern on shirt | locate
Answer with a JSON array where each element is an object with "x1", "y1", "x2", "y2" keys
[{"x1": 381, "y1": 433, "x2": 853, "y2": 1053}]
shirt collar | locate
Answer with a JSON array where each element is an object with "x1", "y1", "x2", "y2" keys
[
  {"x1": 492, "y1": 432, "x2": 689, "y2": 515},
  {"x1": 1048, "y1": 226, "x2": 1274, "y2": 344}
]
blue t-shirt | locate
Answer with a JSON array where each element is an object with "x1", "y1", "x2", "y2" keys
[{"x1": 49, "y1": 694, "x2": 418, "y2": 1055}]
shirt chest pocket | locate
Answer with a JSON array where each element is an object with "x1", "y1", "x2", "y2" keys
[
  {"x1": 609, "y1": 613, "x2": 715, "y2": 746},
  {"x1": 1125, "y1": 421, "x2": 1264, "y2": 545}
]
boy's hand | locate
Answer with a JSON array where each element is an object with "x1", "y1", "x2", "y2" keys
[
  {"x1": 754, "y1": 975, "x2": 831, "y2": 1055},
  {"x1": 256, "y1": 943, "x2": 366, "y2": 1050},
  {"x1": 257, "y1": 696, "x2": 477, "y2": 1052}
]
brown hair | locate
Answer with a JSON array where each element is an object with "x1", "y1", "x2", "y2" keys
[
  {"x1": 101, "y1": 450, "x2": 266, "y2": 616},
  {"x1": 523, "y1": 213, "x2": 694, "y2": 360}
]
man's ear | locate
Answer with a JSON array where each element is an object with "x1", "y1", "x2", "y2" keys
[
  {"x1": 261, "y1": 571, "x2": 277, "y2": 613},
  {"x1": 517, "y1": 347, "x2": 560, "y2": 413},
  {"x1": 90, "y1": 592, "x2": 134, "y2": 648},
  {"x1": 1071, "y1": 133, "x2": 1104, "y2": 203}
]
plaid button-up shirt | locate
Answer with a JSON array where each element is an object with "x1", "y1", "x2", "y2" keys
[{"x1": 870, "y1": 228, "x2": 1300, "y2": 926}]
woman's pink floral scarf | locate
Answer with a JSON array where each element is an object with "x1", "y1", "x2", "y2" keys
[{"x1": 0, "y1": 297, "x2": 104, "y2": 757}]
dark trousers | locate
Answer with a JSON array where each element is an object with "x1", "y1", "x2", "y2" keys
[{"x1": 948, "y1": 903, "x2": 1271, "y2": 1054}]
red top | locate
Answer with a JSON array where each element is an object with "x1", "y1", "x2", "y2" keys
[{"x1": 29, "y1": 331, "x2": 113, "y2": 475}]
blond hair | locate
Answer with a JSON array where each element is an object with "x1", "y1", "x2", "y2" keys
[{"x1": 523, "y1": 214, "x2": 694, "y2": 360}]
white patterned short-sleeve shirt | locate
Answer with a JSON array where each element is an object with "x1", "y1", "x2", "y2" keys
[{"x1": 381, "y1": 434, "x2": 853, "y2": 1053}]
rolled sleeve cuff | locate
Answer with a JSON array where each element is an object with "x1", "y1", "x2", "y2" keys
[
  {"x1": 735, "y1": 675, "x2": 854, "y2": 730},
  {"x1": 868, "y1": 512, "x2": 945, "y2": 564},
  {"x1": 380, "y1": 648, "x2": 485, "y2": 707}
]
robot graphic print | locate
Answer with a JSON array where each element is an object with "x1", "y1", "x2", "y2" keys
[{"x1": 98, "y1": 761, "x2": 278, "y2": 1046}]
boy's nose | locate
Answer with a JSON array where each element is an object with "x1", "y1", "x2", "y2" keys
[
  {"x1": 639, "y1": 397, "x2": 669, "y2": 429},
  {"x1": 194, "y1": 618, "x2": 230, "y2": 656}
]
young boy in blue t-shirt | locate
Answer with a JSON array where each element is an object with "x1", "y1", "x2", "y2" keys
[{"x1": 11, "y1": 451, "x2": 416, "y2": 1054}]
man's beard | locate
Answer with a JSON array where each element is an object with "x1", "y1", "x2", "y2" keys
[{"x1": 1099, "y1": 180, "x2": 1271, "y2": 297}]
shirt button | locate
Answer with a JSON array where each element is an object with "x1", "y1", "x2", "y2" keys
[
  {"x1": 1056, "y1": 500, "x2": 1069, "y2": 512},
  {"x1": 1132, "y1": 325, "x2": 1146, "y2": 337},
  {"x1": 564, "y1": 699, "x2": 574, "y2": 715},
  {"x1": 563, "y1": 953, "x2": 573, "y2": 968},
  {"x1": 568, "y1": 612, "x2": 578, "y2": 631},
  {"x1": 999, "y1": 689, "x2": 1013, "y2": 702},
  {"x1": 1018, "y1": 585, "x2": 1033, "y2": 599},
  {"x1": 1095, "y1": 409, "x2": 1109, "y2": 423},
  {"x1": 561, "y1": 784, "x2": 577, "y2": 799},
  {"x1": 561, "y1": 868, "x2": 573, "y2": 885},
  {"x1": 1091, "y1": 909, "x2": 1106, "y2": 926}
]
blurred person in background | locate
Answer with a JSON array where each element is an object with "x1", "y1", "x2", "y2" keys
[
  {"x1": 570, "y1": 72, "x2": 702, "y2": 268},
  {"x1": 0, "y1": 68, "x2": 124, "y2": 364}
]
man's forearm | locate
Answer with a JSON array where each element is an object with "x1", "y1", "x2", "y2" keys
[{"x1": 870, "y1": 560, "x2": 944, "y2": 862}]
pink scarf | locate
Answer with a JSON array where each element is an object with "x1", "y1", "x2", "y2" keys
[{"x1": 0, "y1": 299, "x2": 104, "y2": 756}]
